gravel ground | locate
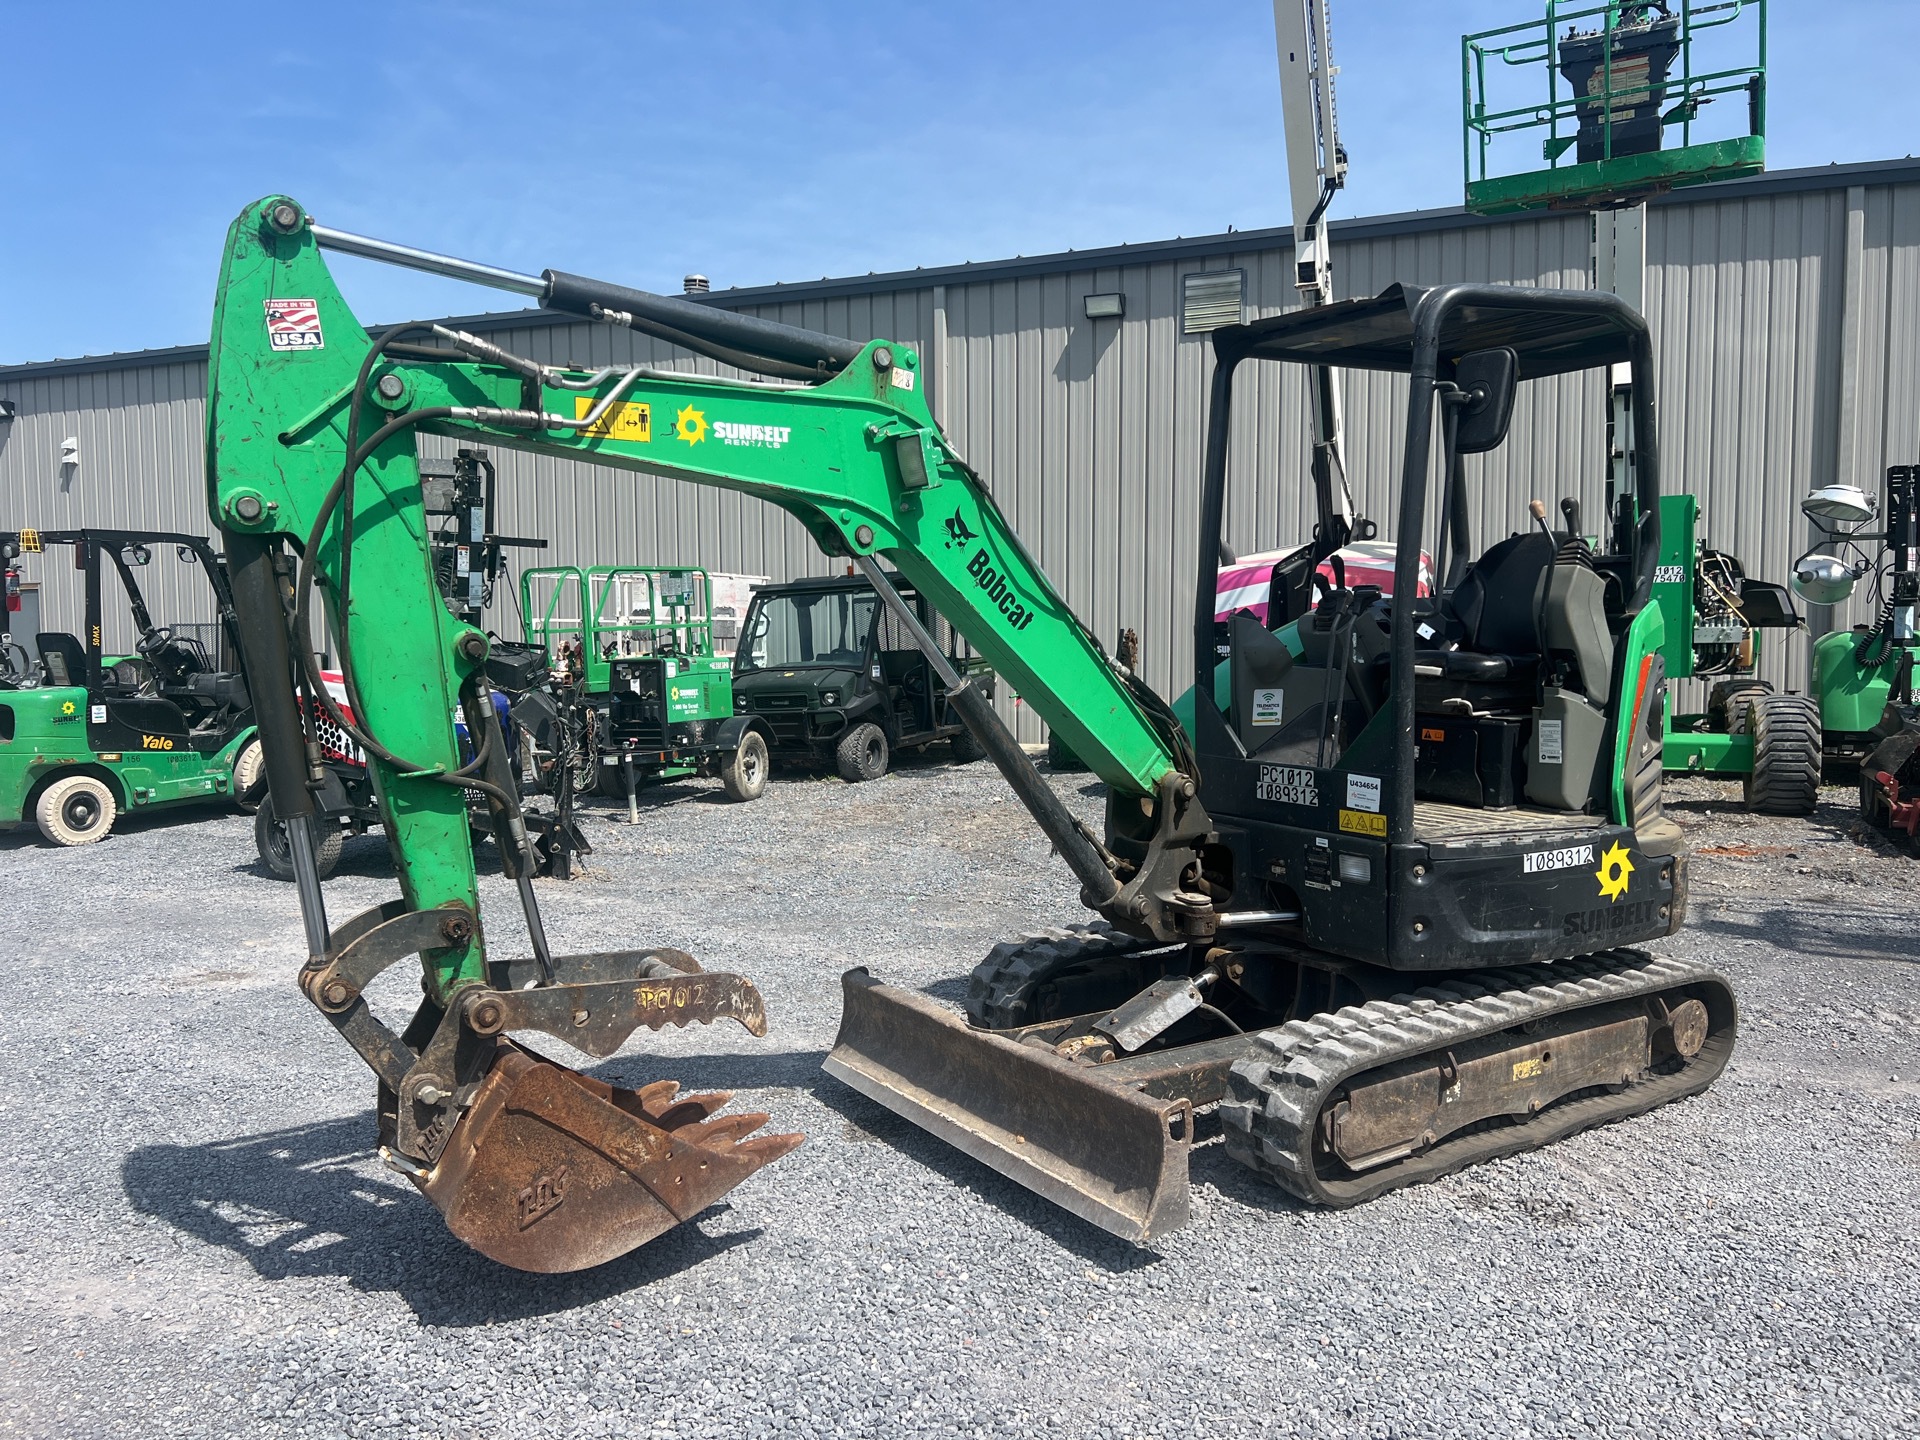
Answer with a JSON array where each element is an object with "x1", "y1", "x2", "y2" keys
[{"x1": 1, "y1": 759, "x2": 1916, "y2": 1439}]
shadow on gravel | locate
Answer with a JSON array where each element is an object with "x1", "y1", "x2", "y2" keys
[
  {"x1": 121, "y1": 1112, "x2": 759, "y2": 1324},
  {"x1": 808, "y1": 1078, "x2": 1164, "y2": 1277},
  {"x1": 1, "y1": 799, "x2": 237, "y2": 850},
  {"x1": 1691, "y1": 903, "x2": 1918, "y2": 966}
]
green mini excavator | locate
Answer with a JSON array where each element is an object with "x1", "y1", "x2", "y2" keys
[{"x1": 208, "y1": 196, "x2": 1733, "y2": 1270}]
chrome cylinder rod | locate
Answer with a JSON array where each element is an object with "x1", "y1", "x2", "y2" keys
[{"x1": 310, "y1": 223, "x2": 547, "y2": 299}]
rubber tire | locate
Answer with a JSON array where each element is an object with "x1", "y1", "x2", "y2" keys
[
  {"x1": 231, "y1": 737, "x2": 267, "y2": 813},
  {"x1": 721, "y1": 730, "x2": 770, "y2": 801},
  {"x1": 34, "y1": 773, "x2": 118, "y2": 846},
  {"x1": 834, "y1": 722, "x2": 889, "y2": 783},
  {"x1": 1045, "y1": 730, "x2": 1089, "y2": 772},
  {"x1": 949, "y1": 724, "x2": 986, "y2": 764},
  {"x1": 254, "y1": 792, "x2": 345, "y2": 881},
  {"x1": 1709, "y1": 679, "x2": 1773, "y2": 735},
  {"x1": 1743, "y1": 693, "x2": 1821, "y2": 816}
]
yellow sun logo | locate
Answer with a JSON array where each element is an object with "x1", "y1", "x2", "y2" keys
[
  {"x1": 673, "y1": 405, "x2": 708, "y2": 445},
  {"x1": 1595, "y1": 842, "x2": 1634, "y2": 902},
  {"x1": 60, "y1": 700, "x2": 76, "y2": 715}
]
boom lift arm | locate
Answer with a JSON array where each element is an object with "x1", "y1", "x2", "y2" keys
[{"x1": 208, "y1": 197, "x2": 1219, "y2": 1267}]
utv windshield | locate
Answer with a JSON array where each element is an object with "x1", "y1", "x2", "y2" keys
[{"x1": 736, "y1": 590, "x2": 879, "y2": 671}]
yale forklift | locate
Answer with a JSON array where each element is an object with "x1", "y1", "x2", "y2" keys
[{"x1": 1, "y1": 528, "x2": 260, "y2": 845}]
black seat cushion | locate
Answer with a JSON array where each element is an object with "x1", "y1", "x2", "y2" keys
[
  {"x1": 1450, "y1": 531, "x2": 1555, "y2": 655},
  {"x1": 35, "y1": 632, "x2": 88, "y2": 688}
]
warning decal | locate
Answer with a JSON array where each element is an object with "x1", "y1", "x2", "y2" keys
[{"x1": 264, "y1": 299, "x2": 324, "y2": 351}]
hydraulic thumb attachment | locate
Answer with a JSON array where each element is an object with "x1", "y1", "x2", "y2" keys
[{"x1": 302, "y1": 899, "x2": 801, "y2": 1272}]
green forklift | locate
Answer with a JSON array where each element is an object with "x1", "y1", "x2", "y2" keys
[
  {"x1": 521, "y1": 564, "x2": 772, "y2": 815},
  {"x1": 1, "y1": 528, "x2": 260, "y2": 845}
]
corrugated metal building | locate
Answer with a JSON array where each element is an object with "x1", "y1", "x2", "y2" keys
[{"x1": 4, "y1": 157, "x2": 1917, "y2": 740}]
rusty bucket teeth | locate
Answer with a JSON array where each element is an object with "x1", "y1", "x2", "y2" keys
[{"x1": 419, "y1": 1048, "x2": 802, "y2": 1274}]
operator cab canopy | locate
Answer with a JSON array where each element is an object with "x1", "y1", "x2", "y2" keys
[{"x1": 1211, "y1": 281, "x2": 1639, "y2": 380}]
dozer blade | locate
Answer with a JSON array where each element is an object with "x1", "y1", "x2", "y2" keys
[
  {"x1": 823, "y1": 969, "x2": 1193, "y2": 1242},
  {"x1": 418, "y1": 1047, "x2": 802, "y2": 1273}
]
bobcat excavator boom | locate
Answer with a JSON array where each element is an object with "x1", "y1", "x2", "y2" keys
[{"x1": 211, "y1": 197, "x2": 1733, "y2": 1260}]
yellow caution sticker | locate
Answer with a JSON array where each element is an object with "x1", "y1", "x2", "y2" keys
[
  {"x1": 574, "y1": 396, "x2": 651, "y2": 442},
  {"x1": 1338, "y1": 808, "x2": 1386, "y2": 837},
  {"x1": 1512, "y1": 1056, "x2": 1547, "y2": 1080}
]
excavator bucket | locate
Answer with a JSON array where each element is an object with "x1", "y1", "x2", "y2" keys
[
  {"x1": 418, "y1": 1047, "x2": 802, "y2": 1273},
  {"x1": 823, "y1": 969, "x2": 1193, "y2": 1242}
]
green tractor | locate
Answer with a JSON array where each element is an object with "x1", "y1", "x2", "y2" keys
[
  {"x1": 1, "y1": 528, "x2": 260, "y2": 845},
  {"x1": 1653, "y1": 495, "x2": 1819, "y2": 814},
  {"x1": 1658, "y1": 467, "x2": 1920, "y2": 821},
  {"x1": 521, "y1": 564, "x2": 773, "y2": 815}
]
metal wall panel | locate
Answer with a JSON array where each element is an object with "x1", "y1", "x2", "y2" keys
[{"x1": 5, "y1": 166, "x2": 1917, "y2": 749}]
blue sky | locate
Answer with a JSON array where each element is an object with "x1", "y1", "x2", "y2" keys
[{"x1": 2, "y1": 1, "x2": 1910, "y2": 365}]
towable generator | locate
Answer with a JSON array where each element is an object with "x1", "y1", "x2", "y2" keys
[{"x1": 209, "y1": 197, "x2": 1731, "y2": 1268}]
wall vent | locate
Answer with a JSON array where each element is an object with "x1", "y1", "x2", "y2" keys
[{"x1": 1182, "y1": 269, "x2": 1246, "y2": 333}]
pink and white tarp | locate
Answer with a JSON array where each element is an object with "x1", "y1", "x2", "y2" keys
[{"x1": 1214, "y1": 541, "x2": 1433, "y2": 626}]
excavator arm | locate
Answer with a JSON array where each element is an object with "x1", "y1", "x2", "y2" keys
[
  {"x1": 210, "y1": 197, "x2": 1214, "y2": 945},
  {"x1": 207, "y1": 197, "x2": 1218, "y2": 1268}
]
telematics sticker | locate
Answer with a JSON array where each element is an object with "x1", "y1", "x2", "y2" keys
[
  {"x1": 1251, "y1": 688, "x2": 1284, "y2": 725},
  {"x1": 90, "y1": 704, "x2": 107, "y2": 723},
  {"x1": 1523, "y1": 842, "x2": 1594, "y2": 874},
  {"x1": 1346, "y1": 773, "x2": 1382, "y2": 813},
  {"x1": 263, "y1": 299, "x2": 324, "y2": 351}
]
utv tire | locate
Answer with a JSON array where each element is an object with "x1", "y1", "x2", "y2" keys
[
  {"x1": 254, "y1": 792, "x2": 345, "y2": 881},
  {"x1": 1743, "y1": 694, "x2": 1821, "y2": 816},
  {"x1": 35, "y1": 773, "x2": 118, "y2": 846},
  {"x1": 949, "y1": 724, "x2": 986, "y2": 764},
  {"x1": 721, "y1": 731, "x2": 770, "y2": 801},
  {"x1": 231, "y1": 737, "x2": 267, "y2": 813},
  {"x1": 835, "y1": 722, "x2": 889, "y2": 783},
  {"x1": 1710, "y1": 679, "x2": 1773, "y2": 735}
]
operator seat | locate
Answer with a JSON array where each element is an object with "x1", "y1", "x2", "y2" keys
[{"x1": 36, "y1": 632, "x2": 87, "y2": 689}]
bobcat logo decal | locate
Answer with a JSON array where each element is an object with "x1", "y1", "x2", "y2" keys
[{"x1": 944, "y1": 509, "x2": 978, "y2": 550}]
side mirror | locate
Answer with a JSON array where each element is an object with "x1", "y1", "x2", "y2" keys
[
  {"x1": 176, "y1": 545, "x2": 199, "y2": 564},
  {"x1": 122, "y1": 543, "x2": 151, "y2": 566},
  {"x1": 1791, "y1": 552, "x2": 1859, "y2": 606},
  {"x1": 1451, "y1": 347, "x2": 1519, "y2": 455}
]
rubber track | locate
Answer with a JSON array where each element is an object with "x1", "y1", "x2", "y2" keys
[
  {"x1": 964, "y1": 924, "x2": 1154, "y2": 1030},
  {"x1": 1219, "y1": 949, "x2": 1736, "y2": 1208},
  {"x1": 1745, "y1": 693, "x2": 1822, "y2": 816}
]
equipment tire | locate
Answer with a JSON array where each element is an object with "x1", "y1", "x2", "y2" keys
[
  {"x1": 231, "y1": 737, "x2": 267, "y2": 813},
  {"x1": 949, "y1": 724, "x2": 986, "y2": 764},
  {"x1": 964, "y1": 924, "x2": 1175, "y2": 1030},
  {"x1": 1743, "y1": 694, "x2": 1821, "y2": 816},
  {"x1": 834, "y1": 722, "x2": 889, "y2": 783},
  {"x1": 254, "y1": 792, "x2": 344, "y2": 881},
  {"x1": 34, "y1": 773, "x2": 117, "y2": 846},
  {"x1": 721, "y1": 731, "x2": 770, "y2": 801},
  {"x1": 1710, "y1": 679, "x2": 1773, "y2": 735},
  {"x1": 1045, "y1": 730, "x2": 1089, "y2": 771}
]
